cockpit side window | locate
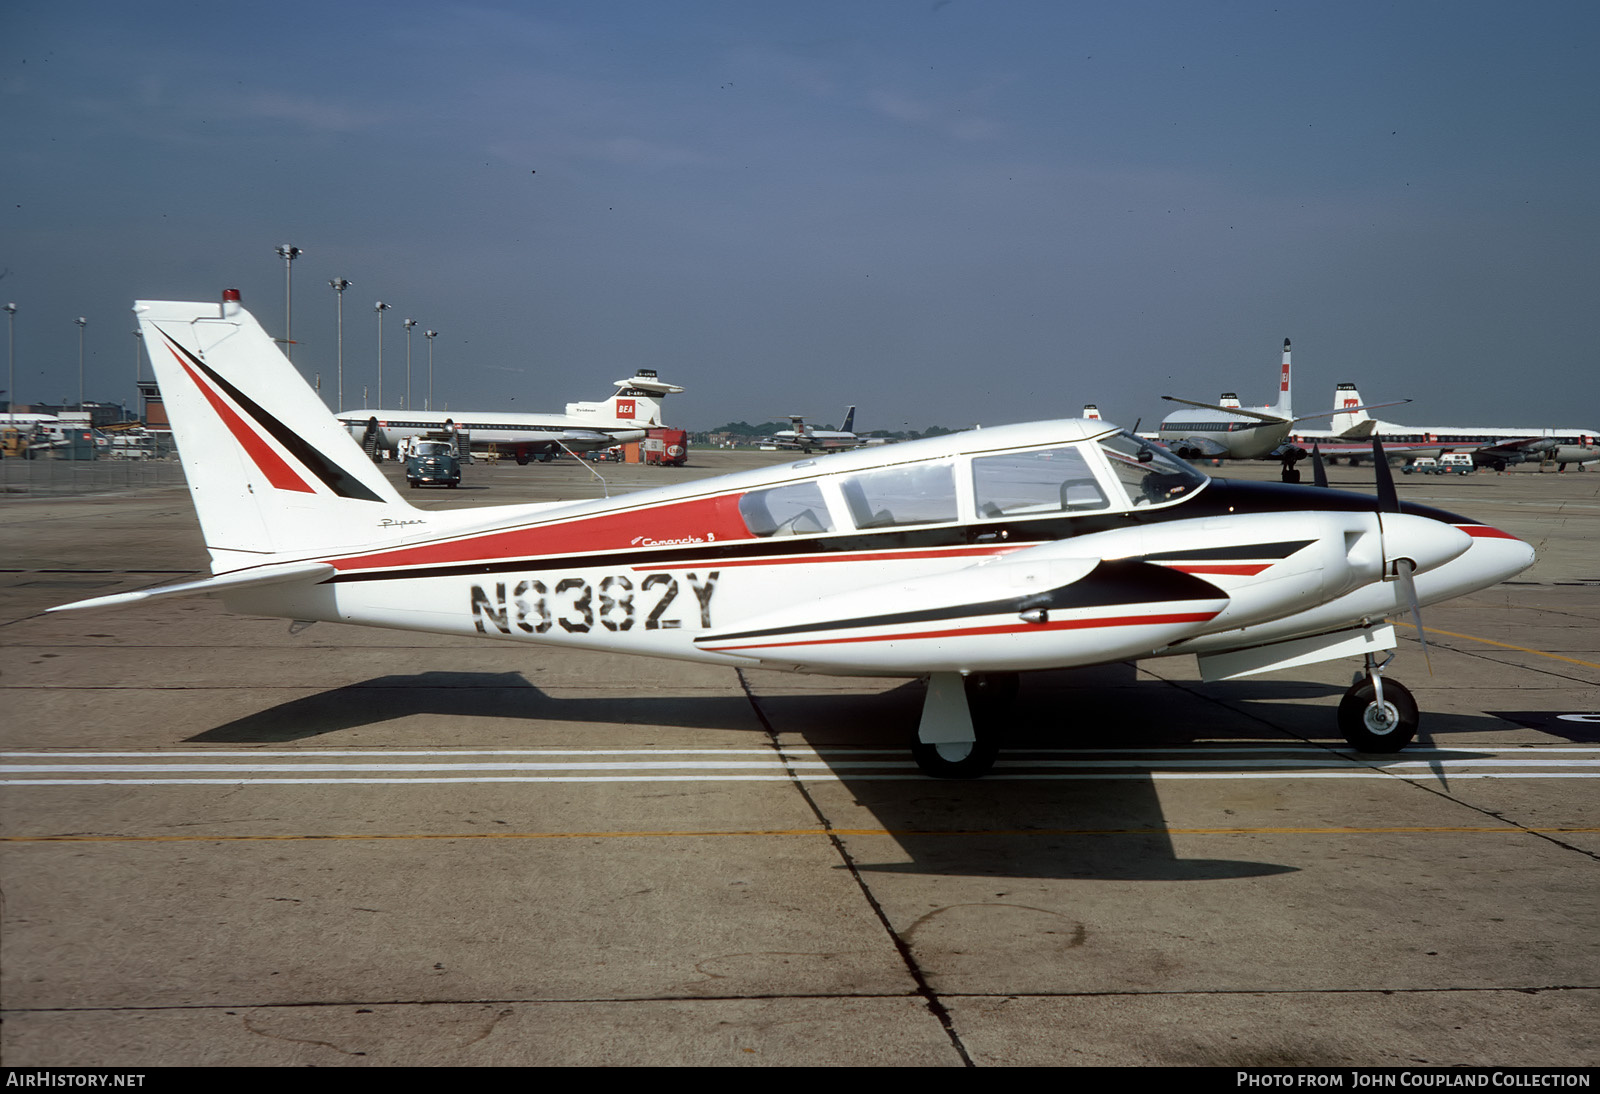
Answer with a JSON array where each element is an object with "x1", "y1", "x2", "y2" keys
[
  {"x1": 972, "y1": 445, "x2": 1107, "y2": 517},
  {"x1": 737, "y1": 480, "x2": 835, "y2": 537},
  {"x1": 839, "y1": 461, "x2": 958, "y2": 529},
  {"x1": 1096, "y1": 430, "x2": 1207, "y2": 507}
]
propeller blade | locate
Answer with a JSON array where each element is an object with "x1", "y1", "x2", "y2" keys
[
  {"x1": 1373, "y1": 438, "x2": 1399, "y2": 513},
  {"x1": 1311, "y1": 444, "x2": 1329, "y2": 488},
  {"x1": 1393, "y1": 557, "x2": 1433, "y2": 675}
]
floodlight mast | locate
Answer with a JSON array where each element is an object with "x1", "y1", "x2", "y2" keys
[
  {"x1": 329, "y1": 278, "x2": 351, "y2": 412},
  {"x1": 75, "y1": 316, "x2": 87, "y2": 408},
  {"x1": 4, "y1": 303, "x2": 16, "y2": 415},
  {"x1": 275, "y1": 245, "x2": 302, "y2": 362},
  {"x1": 375, "y1": 301, "x2": 392, "y2": 408},
  {"x1": 404, "y1": 318, "x2": 417, "y2": 412},
  {"x1": 424, "y1": 328, "x2": 438, "y2": 411}
]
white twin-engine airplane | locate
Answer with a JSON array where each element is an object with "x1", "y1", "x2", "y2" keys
[
  {"x1": 53, "y1": 291, "x2": 1535, "y2": 778},
  {"x1": 333, "y1": 369, "x2": 683, "y2": 465}
]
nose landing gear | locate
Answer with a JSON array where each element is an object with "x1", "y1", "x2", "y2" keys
[
  {"x1": 909, "y1": 672, "x2": 1018, "y2": 779},
  {"x1": 1339, "y1": 651, "x2": 1418, "y2": 752}
]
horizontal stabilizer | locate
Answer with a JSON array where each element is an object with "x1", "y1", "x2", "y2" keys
[{"x1": 49, "y1": 560, "x2": 336, "y2": 614}]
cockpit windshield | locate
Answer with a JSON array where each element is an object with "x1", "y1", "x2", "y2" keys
[{"x1": 1095, "y1": 430, "x2": 1207, "y2": 507}]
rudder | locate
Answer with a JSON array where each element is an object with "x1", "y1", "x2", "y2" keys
[{"x1": 137, "y1": 290, "x2": 414, "y2": 571}]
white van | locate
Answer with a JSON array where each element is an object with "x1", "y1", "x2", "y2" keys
[
  {"x1": 1438, "y1": 453, "x2": 1476, "y2": 474},
  {"x1": 1403, "y1": 457, "x2": 1439, "y2": 474}
]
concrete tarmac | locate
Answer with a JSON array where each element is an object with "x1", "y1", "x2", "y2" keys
[{"x1": 2, "y1": 451, "x2": 1596, "y2": 1067}]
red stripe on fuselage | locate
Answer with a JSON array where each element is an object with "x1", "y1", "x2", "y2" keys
[
  {"x1": 331, "y1": 492, "x2": 750, "y2": 572},
  {"x1": 1162, "y1": 563, "x2": 1270, "y2": 576},
  {"x1": 167, "y1": 343, "x2": 314, "y2": 494},
  {"x1": 1459, "y1": 524, "x2": 1518, "y2": 540},
  {"x1": 701, "y1": 610, "x2": 1221, "y2": 653}
]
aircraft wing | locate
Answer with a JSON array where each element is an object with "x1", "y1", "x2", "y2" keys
[
  {"x1": 559, "y1": 428, "x2": 629, "y2": 451},
  {"x1": 1159, "y1": 395, "x2": 1286, "y2": 424},
  {"x1": 1288, "y1": 398, "x2": 1411, "y2": 426},
  {"x1": 1465, "y1": 437, "x2": 1553, "y2": 467}
]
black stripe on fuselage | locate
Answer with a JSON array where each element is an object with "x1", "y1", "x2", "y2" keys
[
  {"x1": 697, "y1": 560, "x2": 1225, "y2": 645},
  {"x1": 320, "y1": 478, "x2": 1462, "y2": 585},
  {"x1": 1141, "y1": 539, "x2": 1313, "y2": 562},
  {"x1": 160, "y1": 328, "x2": 384, "y2": 503}
]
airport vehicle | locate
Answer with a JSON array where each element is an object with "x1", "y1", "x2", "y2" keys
[
  {"x1": 1402, "y1": 457, "x2": 1440, "y2": 475},
  {"x1": 52, "y1": 292, "x2": 1536, "y2": 778},
  {"x1": 404, "y1": 438, "x2": 461, "y2": 489},
  {"x1": 1292, "y1": 383, "x2": 1599, "y2": 471},
  {"x1": 773, "y1": 407, "x2": 863, "y2": 453},
  {"x1": 1158, "y1": 340, "x2": 1408, "y2": 481},
  {"x1": 2, "y1": 426, "x2": 35, "y2": 458},
  {"x1": 0, "y1": 412, "x2": 109, "y2": 458},
  {"x1": 642, "y1": 428, "x2": 688, "y2": 467},
  {"x1": 335, "y1": 369, "x2": 683, "y2": 466}
]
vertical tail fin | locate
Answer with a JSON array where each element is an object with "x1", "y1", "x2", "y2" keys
[
  {"x1": 1269, "y1": 338, "x2": 1292, "y2": 419},
  {"x1": 138, "y1": 291, "x2": 413, "y2": 572},
  {"x1": 566, "y1": 368, "x2": 684, "y2": 428},
  {"x1": 1330, "y1": 382, "x2": 1369, "y2": 436},
  {"x1": 840, "y1": 405, "x2": 856, "y2": 433}
]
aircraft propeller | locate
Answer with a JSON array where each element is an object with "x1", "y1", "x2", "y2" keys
[
  {"x1": 1372, "y1": 437, "x2": 1432, "y2": 673},
  {"x1": 1310, "y1": 443, "x2": 1329, "y2": 488}
]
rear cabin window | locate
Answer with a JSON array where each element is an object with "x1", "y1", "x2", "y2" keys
[
  {"x1": 738, "y1": 481, "x2": 835, "y2": 537},
  {"x1": 840, "y1": 461, "x2": 958, "y2": 529},
  {"x1": 972, "y1": 445, "x2": 1107, "y2": 516}
]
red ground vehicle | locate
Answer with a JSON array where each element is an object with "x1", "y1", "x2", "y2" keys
[{"x1": 642, "y1": 428, "x2": 688, "y2": 466}]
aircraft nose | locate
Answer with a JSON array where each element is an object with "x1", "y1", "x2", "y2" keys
[
  {"x1": 1455, "y1": 521, "x2": 1537, "y2": 584},
  {"x1": 1379, "y1": 512, "x2": 1471, "y2": 574}
]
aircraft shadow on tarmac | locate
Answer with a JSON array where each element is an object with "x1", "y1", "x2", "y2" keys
[
  {"x1": 184, "y1": 670, "x2": 761, "y2": 742},
  {"x1": 183, "y1": 663, "x2": 1499, "y2": 883}
]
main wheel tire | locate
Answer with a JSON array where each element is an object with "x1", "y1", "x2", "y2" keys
[
  {"x1": 515, "y1": 450, "x2": 530, "y2": 466},
  {"x1": 1338, "y1": 679, "x2": 1418, "y2": 752},
  {"x1": 911, "y1": 737, "x2": 1000, "y2": 780}
]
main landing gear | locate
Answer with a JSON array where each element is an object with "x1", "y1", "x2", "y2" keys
[
  {"x1": 1338, "y1": 651, "x2": 1418, "y2": 752},
  {"x1": 910, "y1": 672, "x2": 1018, "y2": 779}
]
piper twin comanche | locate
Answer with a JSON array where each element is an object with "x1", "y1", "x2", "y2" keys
[{"x1": 52, "y1": 292, "x2": 1536, "y2": 778}]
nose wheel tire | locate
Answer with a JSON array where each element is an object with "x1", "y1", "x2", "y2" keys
[
  {"x1": 909, "y1": 673, "x2": 1016, "y2": 779},
  {"x1": 911, "y1": 737, "x2": 1000, "y2": 780},
  {"x1": 1338, "y1": 678, "x2": 1418, "y2": 752}
]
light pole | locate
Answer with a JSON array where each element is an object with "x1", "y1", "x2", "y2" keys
[
  {"x1": 329, "y1": 278, "x2": 351, "y2": 411},
  {"x1": 374, "y1": 301, "x2": 392, "y2": 408},
  {"x1": 75, "y1": 316, "x2": 87, "y2": 408},
  {"x1": 4, "y1": 303, "x2": 15, "y2": 414},
  {"x1": 404, "y1": 318, "x2": 417, "y2": 414},
  {"x1": 424, "y1": 329, "x2": 438, "y2": 411},
  {"x1": 275, "y1": 244, "x2": 302, "y2": 361}
]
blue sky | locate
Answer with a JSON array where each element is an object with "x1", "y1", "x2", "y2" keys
[{"x1": 4, "y1": 1, "x2": 1597, "y2": 432}]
